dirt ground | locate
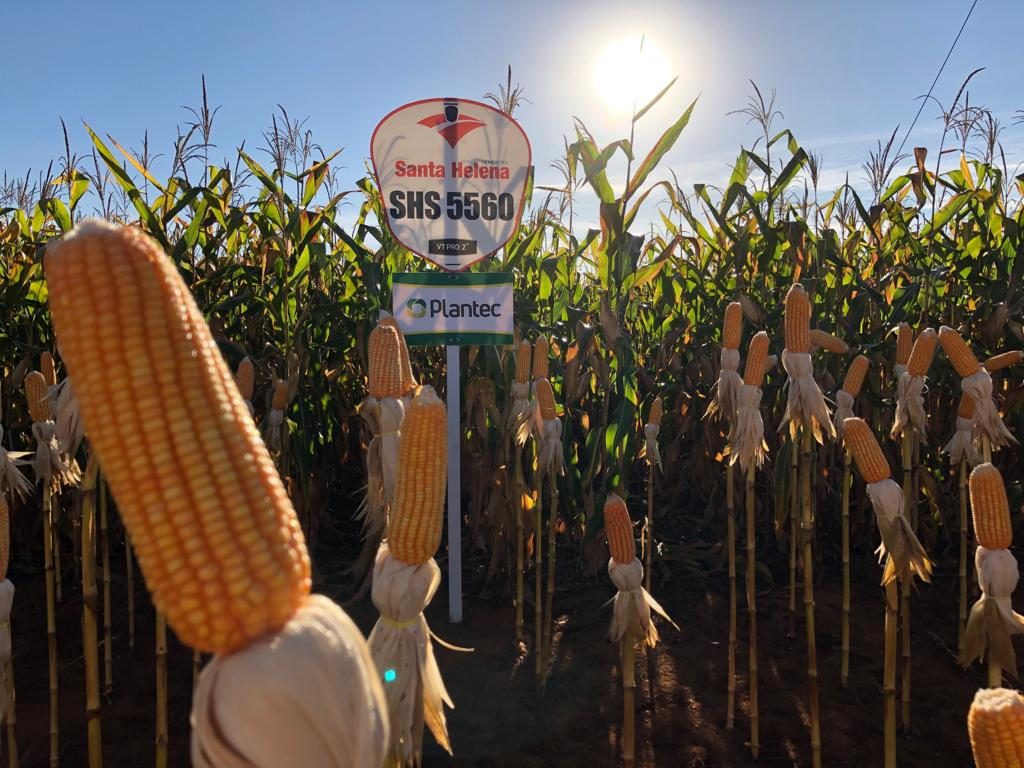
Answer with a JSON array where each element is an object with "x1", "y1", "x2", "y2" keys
[{"x1": 7, "y1": 522, "x2": 987, "y2": 768}]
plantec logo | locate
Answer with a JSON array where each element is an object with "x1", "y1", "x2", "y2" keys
[
  {"x1": 406, "y1": 298, "x2": 428, "y2": 319},
  {"x1": 417, "y1": 102, "x2": 485, "y2": 148},
  {"x1": 405, "y1": 296, "x2": 503, "y2": 320}
]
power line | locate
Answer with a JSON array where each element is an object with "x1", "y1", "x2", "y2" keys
[{"x1": 894, "y1": 0, "x2": 980, "y2": 159}]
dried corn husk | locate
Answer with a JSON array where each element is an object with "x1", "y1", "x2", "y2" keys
[
  {"x1": 780, "y1": 350, "x2": 835, "y2": 443},
  {"x1": 891, "y1": 371, "x2": 928, "y2": 440},
  {"x1": 607, "y1": 557, "x2": 677, "y2": 648},
  {"x1": 833, "y1": 390, "x2": 855, "y2": 438},
  {"x1": 52, "y1": 377, "x2": 84, "y2": 457},
  {"x1": 0, "y1": 425, "x2": 32, "y2": 503},
  {"x1": 31, "y1": 419, "x2": 80, "y2": 490},
  {"x1": 706, "y1": 348, "x2": 742, "y2": 424},
  {"x1": 191, "y1": 595, "x2": 389, "y2": 768},
  {"x1": 866, "y1": 478, "x2": 933, "y2": 586},
  {"x1": 357, "y1": 397, "x2": 387, "y2": 537},
  {"x1": 944, "y1": 415, "x2": 982, "y2": 467},
  {"x1": 508, "y1": 380, "x2": 532, "y2": 447},
  {"x1": 962, "y1": 369, "x2": 1016, "y2": 449},
  {"x1": 368, "y1": 544, "x2": 453, "y2": 764},
  {"x1": 961, "y1": 547, "x2": 1024, "y2": 678},
  {"x1": 644, "y1": 422, "x2": 662, "y2": 471},
  {"x1": 730, "y1": 383, "x2": 766, "y2": 473}
]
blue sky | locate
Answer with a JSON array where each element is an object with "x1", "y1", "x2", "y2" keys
[{"x1": 3, "y1": 0, "x2": 1022, "y2": 225}]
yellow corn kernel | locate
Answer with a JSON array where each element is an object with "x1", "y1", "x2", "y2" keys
[
  {"x1": 743, "y1": 331, "x2": 770, "y2": 387},
  {"x1": 41, "y1": 351, "x2": 57, "y2": 387},
  {"x1": 379, "y1": 315, "x2": 417, "y2": 394},
  {"x1": 939, "y1": 326, "x2": 982, "y2": 377},
  {"x1": 958, "y1": 393, "x2": 975, "y2": 419},
  {"x1": 532, "y1": 335, "x2": 549, "y2": 380},
  {"x1": 44, "y1": 221, "x2": 311, "y2": 654},
  {"x1": 906, "y1": 327, "x2": 937, "y2": 377},
  {"x1": 970, "y1": 463, "x2": 1012, "y2": 551},
  {"x1": 515, "y1": 340, "x2": 531, "y2": 384},
  {"x1": 842, "y1": 355, "x2": 870, "y2": 397},
  {"x1": 271, "y1": 379, "x2": 289, "y2": 411},
  {"x1": 809, "y1": 328, "x2": 849, "y2": 354},
  {"x1": 235, "y1": 357, "x2": 255, "y2": 401},
  {"x1": 0, "y1": 492, "x2": 8, "y2": 582},
  {"x1": 25, "y1": 370, "x2": 52, "y2": 423},
  {"x1": 895, "y1": 322, "x2": 913, "y2": 366},
  {"x1": 984, "y1": 350, "x2": 1024, "y2": 373},
  {"x1": 387, "y1": 386, "x2": 448, "y2": 565},
  {"x1": 723, "y1": 302, "x2": 743, "y2": 350},
  {"x1": 535, "y1": 378, "x2": 556, "y2": 421},
  {"x1": 649, "y1": 396, "x2": 663, "y2": 427},
  {"x1": 968, "y1": 687, "x2": 1024, "y2": 768},
  {"x1": 784, "y1": 284, "x2": 810, "y2": 354},
  {"x1": 843, "y1": 417, "x2": 891, "y2": 483},
  {"x1": 604, "y1": 493, "x2": 635, "y2": 564},
  {"x1": 368, "y1": 323, "x2": 405, "y2": 399}
]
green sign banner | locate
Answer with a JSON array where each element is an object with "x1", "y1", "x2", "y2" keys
[{"x1": 392, "y1": 272, "x2": 514, "y2": 346}]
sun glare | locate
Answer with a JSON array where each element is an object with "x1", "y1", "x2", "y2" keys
[{"x1": 592, "y1": 35, "x2": 672, "y2": 115}]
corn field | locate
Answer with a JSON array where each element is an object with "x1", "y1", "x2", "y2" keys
[{"x1": 1, "y1": 74, "x2": 1024, "y2": 766}]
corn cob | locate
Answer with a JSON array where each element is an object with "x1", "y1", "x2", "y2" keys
[
  {"x1": 44, "y1": 221, "x2": 311, "y2": 654},
  {"x1": 959, "y1": 393, "x2": 976, "y2": 419},
  {"x1": 743, "y1": 332, "x2": 770, "y2": 387},
  {"x1": 842, "y1": 355, "x2": 870, "y2": 397},
  {"x1": 515, "y1": 340, "x2": 531, "y2": 384},
  {"x1": 968, "y1": 688, "x2": 1024, "y2": 768},
  {"x1": 235, "y1": 357, "x2": 255, "y2": 401},
  {"x1": 605, "y1": 493, "x2": 635, "y2": 564},
  {"x1": 25, "y1": 371, "x2": 52, "y2": 423},
  {"x1": 984, "y1": 350, "x2": 1024, "y2": 373},
  {"x1": 970, "y1": 463, "x2": 1012, "y2": 551},
  {"x1": 368, "y1": 323, "x2": 405, "y2": 399},
  {"x1": 939, "y1": 326, "x2": 982, "y2": 377},
  {"x1": 41, "y1": 351, "x2": 57, "y2": 387},
  {"x1": 723, "y1": 302, "x2": 743, "y2": 350},
  {"x1": 906, "y1": 328, "x2": 938, "y2": 376},
  {"x1": 532, "y1": 335, "x2": 549, "y2": 380},
  {"x1": 895, "y1": 323, "x2": 913, "y2": 366},
  {"x1": 809, "y1": 329, "x2": 849, "y2": 354},
  {"x1": 843, "y1": 417, "x2": 891, "y2": 484},
  {"x1": 386, "y1": 386, "x2": 447, "y2": 566},
  {"x1": 784, "y1": 284, "x2": 810, "y2": 353},
  {"x1": 535, "y1": 378, "x2": 556, "y2": 421},
  {"x1": 379, "y1": 314, "x2": 416, "y2": 394},
  {"x1": 649, "y1": 397, "x2": 663, "y2": 427}
]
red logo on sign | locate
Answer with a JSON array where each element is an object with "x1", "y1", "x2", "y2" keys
[{"x1": 418, "y1": 102, "x2": 485, "y2": 148}]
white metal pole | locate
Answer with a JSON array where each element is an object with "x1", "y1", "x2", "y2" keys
[{"x1": 446, "y1": 343, "x2": 463, "y2": 623}]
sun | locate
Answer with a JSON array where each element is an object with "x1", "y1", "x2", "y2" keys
[{"x1": 592, "y1": 35, "x2": 673, "y2": 115}]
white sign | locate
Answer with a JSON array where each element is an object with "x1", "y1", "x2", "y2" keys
[
  {"x1": 392, "y1": 272, "x2": 514, "y2": 346},
  {"x1": 371, "y1": 98, "x2": 531, "y2": 271}
]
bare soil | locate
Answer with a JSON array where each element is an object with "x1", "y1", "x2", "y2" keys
[{"x1": 8, "y1": 523, "x2": 985, "y2": 767}]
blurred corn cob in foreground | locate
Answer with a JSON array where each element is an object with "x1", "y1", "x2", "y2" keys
[
  {"x1": 960, "y1": 463, "x2": 1024, "y2": 688},
  {"x1": 968, "y1": 687, "x2": 1024, "y2": 767},
  {"x1": 369, "y1": 385, "x2": 454, "y2": 765},
  {"x1": 45, "y1": 220, "x2": 389, "y2": 768}
]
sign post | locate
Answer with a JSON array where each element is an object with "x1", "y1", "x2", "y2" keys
[{"x1": 372, "y1": 98, "x2": 530, "y2": 623}]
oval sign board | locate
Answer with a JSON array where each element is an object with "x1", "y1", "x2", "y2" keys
[{"x1": 371, "y1": 98, "x2": 531, "y2": 271}]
